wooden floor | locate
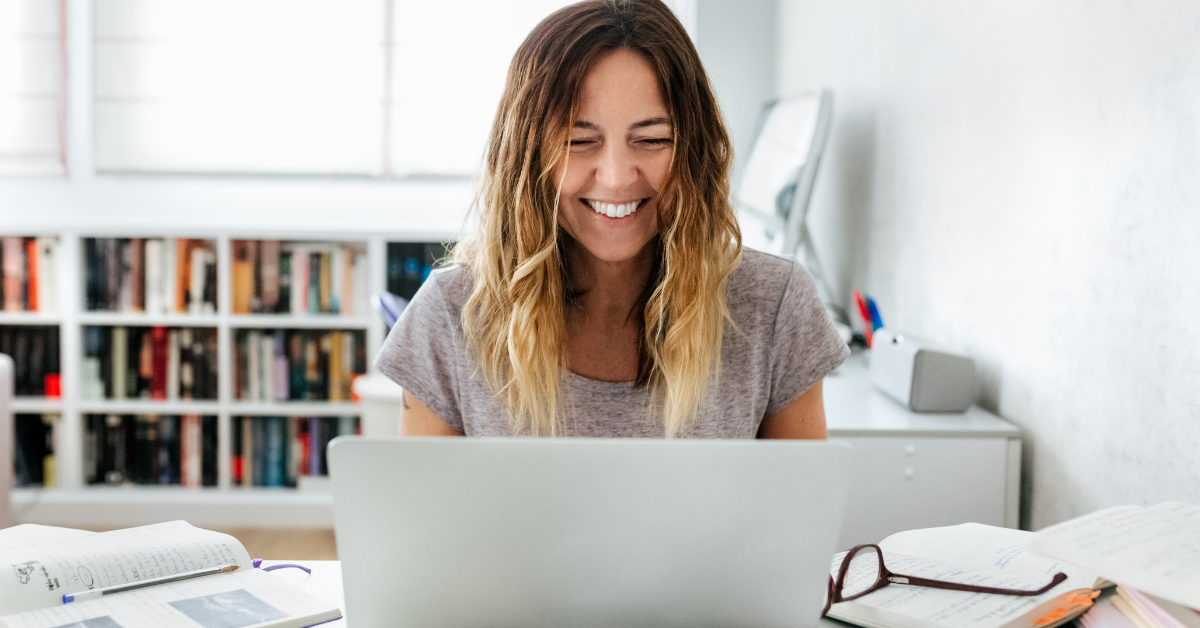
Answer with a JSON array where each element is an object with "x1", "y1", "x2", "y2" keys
[{"x1": 86, "y1": 527, "x2": 339, "y2": 560}]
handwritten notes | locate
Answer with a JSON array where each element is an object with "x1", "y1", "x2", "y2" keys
[
  {"x1": 1032, "y1": 504, "x2": 1200, "y2": 611},
  {"x1": 0, "y1": 521, "x2": 252, "y2": 615}
]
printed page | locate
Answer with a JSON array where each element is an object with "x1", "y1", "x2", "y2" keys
[
  {"x1": 0, "y1": 568, "x2": 341, "y2": 628},
  {"x1": 0, "y1": 521, "x2": 252, "y2": 615},
  {"x1": 1031, "y1": 506, "x2": 1200, "y2": 610},
  {"x1": 827, "y1": 550, "x2": 1091, "y2": 628},
  {"x1": 880, "y1": 523, "x2": 1101, "y2": 589},
  {"x1": 0, "y1": 526, "x2": 95, "y2": 553}
]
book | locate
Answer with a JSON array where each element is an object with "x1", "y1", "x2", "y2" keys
[
  {"x1": 0, "y1": 521, "x2": 341, "y2": 627},
  {"x1": 1, "y1": 237, "x2": 23, "y2": 311},
  {"x1": 1032, "y1": 502, "x2": 1200, "y2": 612},
  {"x1": 1111, "y1": 586, "x2": 1200, "y2": 628},
  {"x1": 826, "y1": 522, "x2": 1104, "y2": 628}
]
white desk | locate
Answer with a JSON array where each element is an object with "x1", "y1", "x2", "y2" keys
[
  {"x1": 268, "y1": 560, "x2": 852, "y2": 627},
  {"x1": 825, "y1": 353, "x2": 1022, "y2": 548}
]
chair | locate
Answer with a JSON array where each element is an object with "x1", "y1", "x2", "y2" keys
[{"x1": 735, "y1": 89, "x2": 835, "y2": 302}]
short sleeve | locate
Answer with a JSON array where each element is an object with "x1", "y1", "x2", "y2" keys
[
  {"x1": 373, "y1": 272, "x2": 466, "y2": 432},
  {"x1": 765, "y1": 260, "x2": 850, "y2": 416}
]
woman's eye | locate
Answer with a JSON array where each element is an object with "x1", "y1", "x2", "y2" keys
[
  {"x1": 639, "y1": 138, "x2": 672, "y2": 146},
  {"x1": 568, "y1": 139, "x2": 596, "y2": 148}
]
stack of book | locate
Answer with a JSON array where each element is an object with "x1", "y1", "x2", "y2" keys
[
  {"x1": 83, "y1": 414, "x2": 217, "y2": 487},
  {"x1": 14, "y1": 413, "x2": 55, "y2": 488},
  {"x1": 231, "y1": 239, "x2": 367, "y2": 315},
  {"x1": 81, "y1": 326, "x2": 218, "y2": 400},
  {"x1": 387, "y1": 241, "x2": 449, "y2": 300},
  {"x1": 231, "y1": 415, "x2": 358, "y2": 487},
  {"x1": 0, "y1": 325, "x2": 60, "y2": 396},
  {"x1": 0, "y1": 236, "x2": 58, "y2": 312},
  {"x1": 83, "y1": 238, "x2": 218, "y2": 314},
  {"x1": 232, "y1": 328, "x2": 365, "y2": 402}
]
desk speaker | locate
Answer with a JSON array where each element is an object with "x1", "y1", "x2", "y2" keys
[{"x1": 870, "y1": 329, "x2": 976, "y2": 413}]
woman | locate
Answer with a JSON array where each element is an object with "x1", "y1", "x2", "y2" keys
[{"x1": 376, "y1": 0, "x2": 848, "y2": 438}]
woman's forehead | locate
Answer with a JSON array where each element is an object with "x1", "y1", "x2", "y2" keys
[{"x1": 574, "y1": 49, "x2": 670, "y2": 130}]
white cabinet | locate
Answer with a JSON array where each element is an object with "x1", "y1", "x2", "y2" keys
[{"x1": 826, "y1": 354, "x2": 1021, "y2": 549}]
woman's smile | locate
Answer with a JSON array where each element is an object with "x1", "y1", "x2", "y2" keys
[{"x1": 582, "y1": 198, "x2": 650, "y2": 219}]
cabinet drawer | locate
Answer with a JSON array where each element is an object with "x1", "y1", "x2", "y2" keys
[{"x1": 834, "y1": 436, "x2": 1010, "y2": 549}]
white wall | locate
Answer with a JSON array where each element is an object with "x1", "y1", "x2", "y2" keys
[
  {"x1": 778, "y1": 0, "x2": 1200, "y2": 529},
  {"x1": 695, "y1": 0, "x2": 776, "y2": 182}
]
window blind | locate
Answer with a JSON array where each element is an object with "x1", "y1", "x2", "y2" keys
[
  {"x1": 93, "y1": 0, "x2": 386, "y2": 175},
  {"x1": 0, "y1": 0, "x2": 65, "y2": 176}
]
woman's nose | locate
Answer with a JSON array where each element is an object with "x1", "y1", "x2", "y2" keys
[{"x1": 594, "y1": 144, "x2": 638, "y2": 190}]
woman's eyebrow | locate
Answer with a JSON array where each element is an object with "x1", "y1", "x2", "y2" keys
[{"x1": 630, "y1": 117, "x2": 671, "y2": 130}]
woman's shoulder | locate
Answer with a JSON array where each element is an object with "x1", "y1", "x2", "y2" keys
[
  {"x1": 726, "y1": 248, "x2": 805, "y2": 305},
  {"x1": 411, "y1": 264, "x2": 473, "y2": 311}
]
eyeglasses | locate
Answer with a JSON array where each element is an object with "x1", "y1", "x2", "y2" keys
[{"x1": 822, "y1": 544, "x2": 1069, "y2": 618}]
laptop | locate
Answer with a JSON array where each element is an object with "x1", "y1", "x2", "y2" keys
[{"x1": 329, "y1": 437, "x2": 853, "y2": 627}]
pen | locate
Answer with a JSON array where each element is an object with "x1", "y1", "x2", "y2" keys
[
  {"x1": 866, "y1": 297, "x2": 884, "y2": 332},
  {"x1": 62, "y1": 565, "x2": 240, "y2": 604},
  {"x1": 852, "y1": 289, "x2": 874, "y2": 348}
]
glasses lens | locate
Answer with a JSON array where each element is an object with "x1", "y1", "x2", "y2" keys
[{"x1": 840, "y1": 546, "x2": 884, "y2": 598}]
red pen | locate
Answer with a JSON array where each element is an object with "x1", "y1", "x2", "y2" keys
[{"x1": 852, "y1": 289, "x2": 873, "y2": 348}]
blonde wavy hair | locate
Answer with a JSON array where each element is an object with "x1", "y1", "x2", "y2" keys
[{"x1": 455, "y1": 0, "x2": 742, "y2": 437}]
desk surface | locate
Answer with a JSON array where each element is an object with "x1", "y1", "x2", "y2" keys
[
  {"x1": 269, "y1": 560, "x2": 852, "y2": 627},
  {"x1": 825, "y1": 352, "x2": 1020, "y2": 438}
]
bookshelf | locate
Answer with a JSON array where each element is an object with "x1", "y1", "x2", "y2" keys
[{"x1": 2, "y1": 229, "x2": 451, "y2": 527}]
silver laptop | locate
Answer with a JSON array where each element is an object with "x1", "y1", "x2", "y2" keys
[{"x1": 329, "y1": 437, "x2": 853, "y2": 628}]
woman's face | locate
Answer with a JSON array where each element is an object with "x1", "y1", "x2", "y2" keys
[{"x1": 553, "y1": 49, "x2": 673, "y2": 264}]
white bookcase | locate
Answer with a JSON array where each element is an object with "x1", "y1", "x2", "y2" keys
[{"x1": 1, "y1": 228, "x2": 449, "y2": 528}]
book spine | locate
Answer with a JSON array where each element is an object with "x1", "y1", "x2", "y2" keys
[
  {"x1": 261, "y1": 240, "x2": 280, "y2": 312},
  {"x1": 189, "y1": 246, "x2": 205, "y2": 314},
  {"x1": 104, "y1": 414, "x2": 125, "y2": 484},
  {"x1": 242, "y1": 417, "x2": 254, "y2": 487},
  {"x1": 292, "y1": 247, "x2": 307, "y2": 316},
  {"x1": 273, "y1": 331, "x2": 289, "y2": 402},
  {"x1": 2, "y1": 236, "x2": 23, "y2": 311},
  {"x1": 84, "y1": 238, "x2": 97, "y2": 310},
  {"x1": 232, "y1": 240, "x2": 251, "y2": 314},
  {"x1": 252, "y1": 417, "x2": 265, "y2": 488},
  {"x1": 105, "y1": 238, "x2": 119, "y2": 311},
  {"x1": 185, "y1": 414, "x2": 202, "y2": 488},
  {"x1": 308, "y1": 251, "x2": 320, "y2": 314},
  {"x1": 144, "y1": 239, "x2": 162, "y2": 315},
  {"x1": 204, "y1": 250, "x2": 218, "y2": 314},
  {"x1": 319, "y1": 417, "x2": 333, "y2": 475},
  {"x1": 260, "y1": 331, "x2": 274, "y2": 402},
  {"x1": 247, "y1": 240, "x2": 260, "y2": 313},
  {"x1": 304, "y1": 332, "x2": 318, "y2": 401},
  {"x1": 247, "y1": 329, "x2": 261, "y2": 401},
  {"x1": 118, "y1": 239, "x2": 133, "y2": 312},
  {"x1": 319, "y1": 251, "x2": 331, "y2": 313},
  {"x1": 150, "y1": 327, "x2": 166, "y2": 400},
  {"x1": 289, "y1": 332, "x2": 304, "y2": 400},
  {"x1": 308, "y1": 416, "x2": 320, "y2": 476},
  {"x1": 157, "y1": 415, "x2": 172, "y2": 485},
  {"x1": 129, "y1": 238, "x2": 143, "y2": 313},
  {"x1": 331, "y1": 247, "x2": 343, "y2": 314},
  {"x1": 287, "y1": 417, "x2": 300, "y2": 487},
  {"x1": 232, "y1": 416, "x2": 243, "y2": 486},
  {"x1": 265, "y1": 416, "x2": 284, "y2": 487},
  {"x1": 83, "y1": 415, "x2": 99, "y2": 484},
  {"x1": 137, "y1": 329, "x2": 152, "y2": 398},
  {"x1": 111, "y1": 326, "x2": 127, "y2": 400},
  {"x1": 179, "y1": 328, "x2": 193, "y2": 400},
  {"x1": 166, "y1": 329, "x2": 180, "y2": 401},
  {"x1": 278, "y1": 249, "x2": 291, "y2": 314},
  {"x1": 201, "y1": 416, "x2": 217, "y2": 487},
  {"x1": 36, "y1": 237, "x2": 57, "y2": 314},
  {"x1": 25, "y1": 238, "x2": 37, "y2": 312},
  {"x1": 162, "y1": 238, "x2": 176, "y2": 314},
  {"x1": 328, "y1": 332, "x2": 343, "y2": 402}
]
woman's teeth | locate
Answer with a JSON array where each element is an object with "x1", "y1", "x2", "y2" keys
[{"x1": 587, "y1": 200, "x2": 639, "y2": 218}]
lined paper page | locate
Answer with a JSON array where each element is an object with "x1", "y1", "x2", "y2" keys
[
  {"x1": 0, "y1": 568, "x2": 340, "y2": 628},
  {"x1": 0, "y1": 521, "x2": 252, "y2": 615},
  {"x1": 1032, "y1": 505, "x2": 1200, "y2": 610},
  {"x1": 880, "y1": 523, "x2": 1100, "y2": 588},
  {"x1": 827, "y1": 551, "x2": 1088, "y2": 628},
  {"x1": 0, "y1": 526, "x2": 95, "y2": 553}
]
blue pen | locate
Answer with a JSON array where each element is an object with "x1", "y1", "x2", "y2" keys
[{"x1": 866, "y1": 297, "x2": 884, "y2": 331}]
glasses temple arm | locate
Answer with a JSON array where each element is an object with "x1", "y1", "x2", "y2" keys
[{"x1": 885, "y1": 572, "x2": 1069, "y2": 597}]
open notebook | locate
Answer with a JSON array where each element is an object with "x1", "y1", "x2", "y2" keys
[
  {"x1": 0, "y1": 521, "x2": 340, "y2": 628},
  {"x1": 826, "y1": 523, "x2": 1105, "y2": 628}
]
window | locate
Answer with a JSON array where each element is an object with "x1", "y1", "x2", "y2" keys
[
  {"x1": 0, "y1": 0, "x2": 65, "y2": 176},
  {"x1": 92, "y1": 0, "x2": 694, "y2": 177}
]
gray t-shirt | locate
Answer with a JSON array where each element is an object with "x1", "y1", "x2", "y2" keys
[{"x1": 375, "y1": 248, "x2": 849, "y2": 438}]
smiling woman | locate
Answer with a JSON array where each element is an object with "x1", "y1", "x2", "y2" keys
[{"x1": 375, "y1": 0, "x2": 849, "y2": 439}]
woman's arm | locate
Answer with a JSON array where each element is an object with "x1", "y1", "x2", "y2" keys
[
  {"x1": 399, "y1": 390, "x2": 465, "y2": 436},
  {"x1": 757, "y1": 380, "x2": 827, "y2": 440}
]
